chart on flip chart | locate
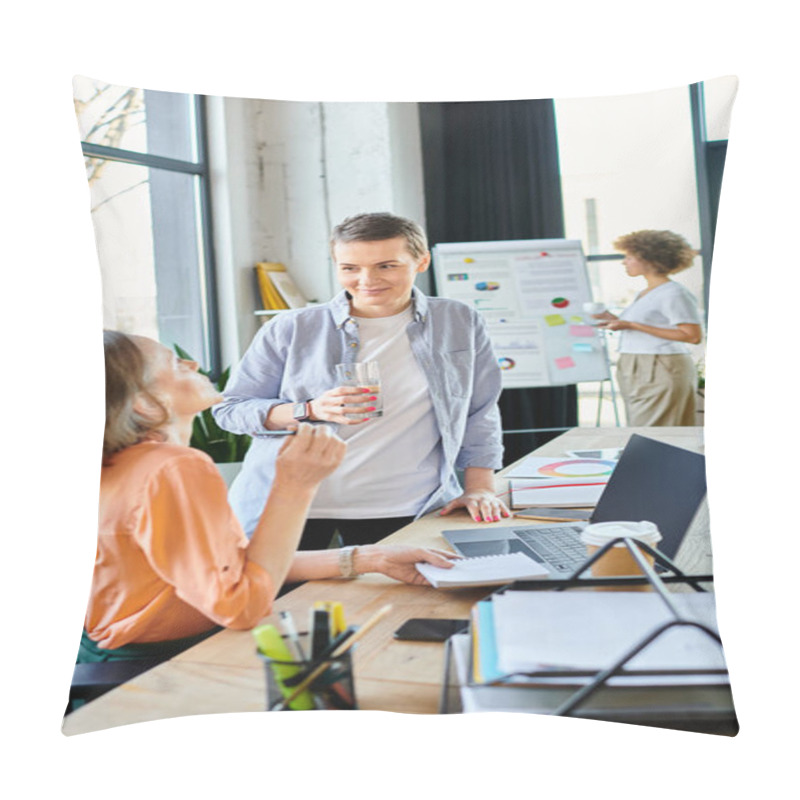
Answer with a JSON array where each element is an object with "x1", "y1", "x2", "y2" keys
[{"x1": 432, "y1": 239, "x2": 610, "y2": 389}]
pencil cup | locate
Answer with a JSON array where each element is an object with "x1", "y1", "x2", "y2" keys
[
  {"x1": 579, "y1": 521, "x2": 662, "y2": 591},
  {"x1": 257, "y1": 632, "x2": 358, "y2": 711}
]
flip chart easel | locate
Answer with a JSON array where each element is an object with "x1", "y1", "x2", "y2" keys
[{"x1": 432, "y1": 238, "x2": 619, "y2": 424}]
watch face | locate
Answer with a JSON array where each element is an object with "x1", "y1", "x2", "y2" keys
[{"x1": 293, "y1": 402, "x2": 308, "y2": 420}]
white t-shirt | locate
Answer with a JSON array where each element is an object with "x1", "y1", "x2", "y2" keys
[
  {"x1": 310, "y1": 307, "x2": 441, "y2": 518},
  {"x1": 618, "y1": 281, "x2": 703, "y2": 354}
]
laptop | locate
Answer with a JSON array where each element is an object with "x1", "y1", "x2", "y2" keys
[{"x1": 443, "y1": 434, "x2": 707, "y2": 577}]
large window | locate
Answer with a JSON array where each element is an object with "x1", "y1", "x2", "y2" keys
[
  {"x1": 73, "y1": 78, "x2": 219, "y2": 373},
  {"x1": 555, "y1": 83, "x2": 704, "y2": 314},
  {"x1": 554, "y1": 78, "x2": 735, "y2": 425}
]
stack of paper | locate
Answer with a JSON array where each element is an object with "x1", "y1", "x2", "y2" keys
[
  {"x1": 505, "y1": 456, "x2": 615, "y2": 508},
  {"x1": 472, "y1": 590, "x2": 728, "y2": 687},
  {"x1": 452, "y1": 632, "x2": 735, "y2": 721},
  {"x1": 504, "y1": 456, "x2": 617, "y2": 480},
  {"x1": 509, "y1": 479, "x2": 606, "y2": 508}
]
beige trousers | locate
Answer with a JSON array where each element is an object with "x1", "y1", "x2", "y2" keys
[{"x1": 616, "y1": 353, "x2": 698, "y2": 427}]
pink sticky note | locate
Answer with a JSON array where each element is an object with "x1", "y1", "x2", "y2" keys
[
  {"x1": 555, "y1": 356, "x2": 576, "y2": 369},
  {"x1": 569, "y1": 325, "x2": 594, "y2": 337}
]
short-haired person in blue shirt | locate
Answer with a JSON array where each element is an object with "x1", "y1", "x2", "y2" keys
[{"x1": 213, "y1": 212, "x2": 510, "y2": 550}]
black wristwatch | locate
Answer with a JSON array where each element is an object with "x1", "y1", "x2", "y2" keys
[{"x1": 292, "y1": 401, "x2": 311, "y2": 421}]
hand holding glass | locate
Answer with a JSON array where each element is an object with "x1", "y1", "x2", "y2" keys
[{"x1": 335, "y1": 362, "x2": 383, "y2": 418}]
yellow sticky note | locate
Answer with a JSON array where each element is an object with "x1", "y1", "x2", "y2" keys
[{"x1": 544, "y1": 314, "x2": 566, "y2": 326}]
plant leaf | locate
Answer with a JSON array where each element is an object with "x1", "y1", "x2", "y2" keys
[{"x1": 173, "y1": 344, "x2": 251, "y2": 463}]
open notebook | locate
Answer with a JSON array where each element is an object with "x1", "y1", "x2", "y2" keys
[{"x1": 416, "y1": 553, "x2": 548, "y2": 588}]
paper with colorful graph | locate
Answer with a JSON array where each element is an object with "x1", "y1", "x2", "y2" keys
[{"x1": 505, "y1": 455, "x2": 616, "y2": 508}]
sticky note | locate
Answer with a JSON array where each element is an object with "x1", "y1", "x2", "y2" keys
[
  {"x1": 573, "y1": 342, "x2": 594, "y2": 353},
  {"x1": 569, "y1": 325, "x2": 595, "y2": 337},
  {"x1": 555, "y1": 356, "x2": 576, "y2": 369},
  {"x1": 544, "y1": 314, "x2": 566, "y2": 327}
]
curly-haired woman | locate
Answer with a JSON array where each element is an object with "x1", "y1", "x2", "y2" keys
[{"x1": 592, "y1": 230, "x2": 703, "y2": 427}]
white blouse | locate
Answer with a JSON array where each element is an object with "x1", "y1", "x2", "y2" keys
[{"x1": 618, "y1": 281, "x2": 703, "y2": 355}]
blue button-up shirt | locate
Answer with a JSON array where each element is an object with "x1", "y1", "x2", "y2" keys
[{"x1": 213, "y1": 287, "x2": 504, "y2": 534}]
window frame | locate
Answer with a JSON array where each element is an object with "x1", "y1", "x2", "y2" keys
[{"x1": 79, "y1": 93, "x2": 222, "y2": 378}]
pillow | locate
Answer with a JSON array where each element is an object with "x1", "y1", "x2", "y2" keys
[{"x1": 64, "y1": 74, "x2": 738, "y2": 737}]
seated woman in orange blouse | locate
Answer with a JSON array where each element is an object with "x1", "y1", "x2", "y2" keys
[{"x1": 79, "y1": 331, "x2": 456, "y2": 663}]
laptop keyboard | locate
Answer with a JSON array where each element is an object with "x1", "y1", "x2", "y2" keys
[{"x1": 514, "y1": 526, "x2": 587, "y2": 574}]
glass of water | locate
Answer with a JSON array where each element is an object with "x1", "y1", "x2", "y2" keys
[{"x1": 334, "y1": 361, "x2": 383, "y2": 418}]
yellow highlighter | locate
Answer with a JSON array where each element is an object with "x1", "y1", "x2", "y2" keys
[
  {"x1": 328, "y1": 602, "x2": 347, "y2": 637},
  {"x1": 252, "y1": 624, "x2": 315, "y2": 711}
]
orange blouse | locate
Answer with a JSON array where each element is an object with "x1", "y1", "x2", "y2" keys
[{"x1": 85, "y1": 441, "x2": 273, "y2": 649}]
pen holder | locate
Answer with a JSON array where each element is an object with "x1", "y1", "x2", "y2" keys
[{"x1": 257, "y1": 632, "x2": 358, "y2": 712}]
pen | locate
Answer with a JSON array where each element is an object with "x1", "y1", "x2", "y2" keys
[
  {"x1": 252, "y1": 430, "x2": 297, "y2": 437},
  {"x1": 274, "y1": 604, "x2": 392, "y2": 711},
  {"x1": 278, "y1": 610, "x2": 306, "y2": 661}
]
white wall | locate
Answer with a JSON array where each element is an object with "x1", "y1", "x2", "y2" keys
[{"x1": 209, "y1": 98, "x2": 428, "y2": 364}]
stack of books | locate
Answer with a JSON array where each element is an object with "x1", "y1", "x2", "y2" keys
[{"x1": 255, "y1": 262, "x2": 307, "y2": 311}]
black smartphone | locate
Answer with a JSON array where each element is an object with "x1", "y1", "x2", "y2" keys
[{"x1": 393, "y1": 618, "x2": 469, "y2": 642}]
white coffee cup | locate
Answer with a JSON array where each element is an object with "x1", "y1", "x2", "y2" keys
[
  {"x1": 580, "y1": 521, "x2": 661, "y2": 590},
  {"x1": 582, "y1": 301, "x2": 607, "y2": 315}
]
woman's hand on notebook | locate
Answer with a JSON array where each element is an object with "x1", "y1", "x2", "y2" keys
[{"x1": 356, "y1": 545, "x2": 460, "y2": 586}]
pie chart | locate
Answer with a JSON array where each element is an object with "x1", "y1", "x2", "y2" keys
[{"x1": 538, "y1": 459, "x2": 616, "y2": 478}]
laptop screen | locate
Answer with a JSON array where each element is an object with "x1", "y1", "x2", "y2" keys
[{"x1": 590, "y1": 434, "x2": 707, "y2": 559}]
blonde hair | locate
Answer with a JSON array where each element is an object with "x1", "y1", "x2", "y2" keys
[
  {"x1": 102, "y1": 330, "x2": 168, "y2": 464},
  {"x1": 613, "y1": 230, "x2": 696, "y2": 275}
]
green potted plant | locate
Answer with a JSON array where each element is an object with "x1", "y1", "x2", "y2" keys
[{"x1": 174, "y1": 345, "x2": 251, "y2": 485}]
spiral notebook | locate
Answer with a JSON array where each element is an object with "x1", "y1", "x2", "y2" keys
[{"x1": 416, "y1": 553, "x2": 549, "y2": 588}]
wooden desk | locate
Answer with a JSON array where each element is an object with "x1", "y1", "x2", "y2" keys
[{"x1": 63, "y1": 426, "x2": 707, "y2": 735}]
